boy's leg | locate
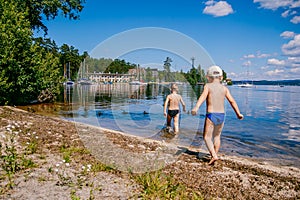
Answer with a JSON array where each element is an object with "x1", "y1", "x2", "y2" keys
[
  {"x1": 166, "y1": 114, "x2": 172, "y2": 127},
  {"x1": 212, "y1": 123, "x2": 224, "y2": 155},
  {"x1": 203, "y1": 118, "x2": 218, "y2": 162},
  {"x1": 173, "y1": 114, "x2": 179, "y2": 132}
]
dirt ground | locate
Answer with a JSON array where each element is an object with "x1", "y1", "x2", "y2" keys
[{"x1": 0, "y1": 106, "x2": 299, "y2": 199}]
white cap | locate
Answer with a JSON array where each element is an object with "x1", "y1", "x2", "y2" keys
[{"x1": 207, "y1": 65, "x2": 223, "y2": 77}]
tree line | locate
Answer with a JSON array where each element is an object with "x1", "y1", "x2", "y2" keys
[
  {"x1": 0, "y1": 0, "x2": 86, "y2": 105},
  {"x1": 85, "y1": 56, "x2": 210, "y2": 85},
  {"x1": 85, "y1": 57, "x2": 137, "y2": 74}
]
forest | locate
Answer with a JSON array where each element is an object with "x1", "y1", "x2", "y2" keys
[{"x1": 0, "y1": 0, "x2": 87, "y2": 105}]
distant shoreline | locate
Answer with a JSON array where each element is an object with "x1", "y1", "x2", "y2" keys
[{"x1": 232, "y1": 79, "x2": 300, "y2": 86}]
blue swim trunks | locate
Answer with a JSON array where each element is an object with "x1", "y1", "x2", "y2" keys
[{"x1": 206, "y1": 113, "x2": 225, "y2": 125}]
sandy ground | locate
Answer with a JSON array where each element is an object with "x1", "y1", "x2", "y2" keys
[{"x1": 0, "y1": 106, "x2": 299, "y2": 199}]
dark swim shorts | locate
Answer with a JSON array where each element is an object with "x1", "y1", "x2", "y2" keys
[{"x1": 168, "y1": 109, "x2": 179, "y2": 117}]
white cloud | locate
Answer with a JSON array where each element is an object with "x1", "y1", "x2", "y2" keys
[
  {"x1": 243, "y1": 54, "x2": 255, "y2": 59},
  {"x1": 203, "y1": 1, "x2": 234, "y2": 17},
  {"x1": 261, "y1": 65, "x2": 269, "y2": 70},
  {"x1": 265, "y1": 69, "x2": 284, "y2": 76},
  {"x1": 257, "y1": 34, "x2": 300, "y2": 80},
  {"x1": 253, "y1": 0, "x2": 292, "y2": 10},
  {"x1": 290, "y1": 67, "x2": 300, "y2": 73},
  {"x1": 228, "y1": 72, "x2": 237, "y2": 77},
  {"x1": 282, "y1": 34, "x2": 300, "y2": 57},
  {"x1": 205, "y1": 0, "x2": 215, "y2": 6},
  {"x1": 291, "y1": 11, "x2": 298, "y2": 15},
  {"x1": 267, "y1": 58, "x2": 286, "y2": 66},
  {"x1": 280, "y1": 31, "x2": 295, "y2": 39},
  {"x1": 281, "y1": 9, "x2": 298, "y2": 18},
  {"x1": 242, "y1": 60, "x2": 252, "y2": 67},
  {"x1": 290, "y1": 1, "x2": 300, "y2": 8},
  {"x1": 287, "y1": 56, "x2": 300, "y2": 64},
  {"x1": 257, "y1": 53, "x2": 271, "y2": 58},
  {"x1": 291, "y1": 15, "x2": 300, "y2": 24},
  {"x1": 286, "y1": 57, "x2": 300, "y2": 70},
  {"x1": 254, "y1": 0, "x2": 300, "y2": 24},
  {"x1": 282, "y1": 10, "x2": 290, "y2": 18},
  {"x1": 291, "y1": 64, "x2": 300, "y2": 68},
  {"x1": 251, "y1": 33, "x2": 300, "y2": 80}
]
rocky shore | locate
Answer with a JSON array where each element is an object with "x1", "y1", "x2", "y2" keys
[{"x1": 0, "y1": 106, "x2": 299, "y2": 199}]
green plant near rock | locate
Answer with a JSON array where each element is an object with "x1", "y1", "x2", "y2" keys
[
  {"x1": 0, "y1": 134, "x2": 20, "y2": 189},
  {"x1": 133, "y1": 169, "x2": 203, "y2": 199},
  {"x1": 25, "y1": 135, "x2": 38, "y2": 155},
  {"x1": 60, "y1": 144, "x2": 91, "y2": 164},
  {"x1": 21, "y1": 155, "x2": 36, "y2": 169},
  {"x1": 91, "y1": 161, "x2": 114, "y2": 173},
  {"x1": 70, "y1": 190, "x2": 81, "y2": 200},
  {"x1": 0, "y1": 131, "x2": 37, "y2": 190}
]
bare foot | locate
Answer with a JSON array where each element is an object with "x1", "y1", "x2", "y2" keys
[{"x1": 208, "y1": 157, "x2": 219, "y2": 165}]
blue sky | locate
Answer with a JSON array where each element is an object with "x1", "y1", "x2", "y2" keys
[{"x1": 42, "y1": 0, "x2": 300, "y2": 80}]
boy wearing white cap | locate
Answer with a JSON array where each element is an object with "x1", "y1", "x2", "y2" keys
[{"x1": 191, "y1": 65, "x2": 244, "y2": 165}]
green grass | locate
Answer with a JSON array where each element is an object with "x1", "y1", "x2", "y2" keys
[
  {"x1": 0, "y1": 132, "x2": 37, "y2": 190},
  {"x1": 25, "y1": 138, "x2": 38, "y2": 154},
  {"x1": 0, "y1": 136, "x2": 20, "y2": 189},
  {"x1": 91, "y1": 161, "x2": 114, "y2": 173},
  {"x1": 60, "y1": 144, "x2": 91, "y2": 163},
  {"x1": 133, "y1": 170, "x2": 203, "y2": 199}
]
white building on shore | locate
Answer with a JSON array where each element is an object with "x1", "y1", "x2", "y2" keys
[
  {"x1": 88, "y1": 72, "x2": 135, "y2": 83},
  {"x1": 88, "y1": 66, "x2": 159, "y2": 84}
]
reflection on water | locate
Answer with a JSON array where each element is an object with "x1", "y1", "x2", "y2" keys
[
  {"x1": 20, "y1": 84, "x2": 300, "y2": 167},
  {"x1": 224, "y1": 85, "x2": 300, "y2": 166},
  {"x1": 67, "y1": 83, "x2": 202, "y2": 139}
]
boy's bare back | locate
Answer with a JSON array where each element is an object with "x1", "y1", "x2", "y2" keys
[
  {"x1": 205, "y1": 81, "x2": 226, "y2": 113},
  {"x1": 167, "y1": 93, "x2": 183, "y2": 110}
]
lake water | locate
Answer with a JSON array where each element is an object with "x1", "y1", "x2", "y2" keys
[{"x1": 58, "y1": 83, "x2": 300, "y2": 167}]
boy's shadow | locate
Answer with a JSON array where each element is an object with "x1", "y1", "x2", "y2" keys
[
  {"x1": 150, "y1": 127, "x2": 177, "y2": 141},
  {"x1": 149, "y1": 128, "x2": 211, "y2": 162},
  {"x1": 176, "y1": 146, "x2": 211, "y2": 162}
]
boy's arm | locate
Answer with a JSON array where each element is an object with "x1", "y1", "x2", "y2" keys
[
  {"x1": 164, "y1": 96, "x2": 169, "y2": 117},
  {"x1": 225, "y1": 87, "x2": 244, "y2": 120},
  {"x1": 191, "y1": 85, "x2": 208, "y2": 115},
  {"x1": 180, "y1": 96, "x2": 186, "y2": 112}
]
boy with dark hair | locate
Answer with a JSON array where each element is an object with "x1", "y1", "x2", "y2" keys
[{"x1": 164, "y1": 83, "x2": 186, "y2": 133}]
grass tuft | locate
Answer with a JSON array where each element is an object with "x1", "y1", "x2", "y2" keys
[{"x1": 133, "y1": 169, "x2": 203, "y2": 199}]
